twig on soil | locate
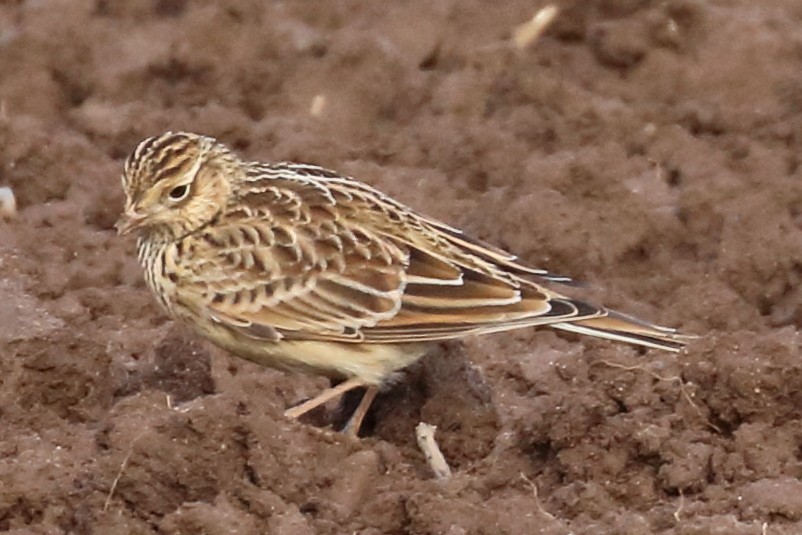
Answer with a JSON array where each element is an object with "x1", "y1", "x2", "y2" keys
[
  {"x1": 594, "y1": 360, "x2": 722, "y2": 434},
  {"x1": 673, "y1": 490, "x2": 684, "y2": 522},
  {"x1": 762, "y1": 521, "x2": 768, "y2": 535},
  {"x1": 520, "y1": 473, "x2": 558, "y2": 523},
  {"x1": 415, "y1": 422, "x2": 451, "y2": 480},
  {"x1": 513, "y1": 5, "x2": 559, "y2": 49},
  {"x1": 103, "y1": 434, "x2": 144, "y2": 512}
]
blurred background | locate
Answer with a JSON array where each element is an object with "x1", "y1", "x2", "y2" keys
[{"x1": 1, "y1": 1, "x2": 801, "y2": 533}]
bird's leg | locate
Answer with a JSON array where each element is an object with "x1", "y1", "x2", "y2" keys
[
  {"x1": 284, "y1": 376, "x2": 367, "y2": 420},
  {"x1": 341, "y1": 386, "x2": 379, "y2": 437}
]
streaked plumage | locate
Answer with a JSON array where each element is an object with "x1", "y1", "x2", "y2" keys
[{"x1": 117, "y1": 131, "x2": 694, "y2": 435}]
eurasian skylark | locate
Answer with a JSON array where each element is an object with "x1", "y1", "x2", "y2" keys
[{"x1": 117, "y1": 132, "x2": 694, "y2": 435}]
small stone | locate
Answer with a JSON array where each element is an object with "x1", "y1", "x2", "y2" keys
[{"x1": 0, "y1": 186, "x2": 16, "y2": 218}]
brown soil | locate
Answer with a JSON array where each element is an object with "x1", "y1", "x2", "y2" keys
[{"x1": 1, "y1": 0, "x2": 801, "y2": 533}]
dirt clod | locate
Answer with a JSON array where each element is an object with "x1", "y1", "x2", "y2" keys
[{"x1": 1, "y1": 1, "x2": 800, "y2": 533}]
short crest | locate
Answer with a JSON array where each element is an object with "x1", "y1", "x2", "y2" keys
[{"x1": 122, "y1": 131, "x2": 213, "y2": 199}]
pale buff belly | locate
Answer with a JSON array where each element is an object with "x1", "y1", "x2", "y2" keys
[{"x1": 193, "y1": 318, "x2": 430, "y2": 385}]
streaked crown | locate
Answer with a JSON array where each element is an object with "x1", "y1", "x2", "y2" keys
[
  {"x1": 123, "y1": 132, "x2": 213, "y2": 197},
  {"x1": 118, "y1": 131, "x2": 241, "y2": 239}
]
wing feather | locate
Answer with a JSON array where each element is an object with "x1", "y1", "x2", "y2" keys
[{"x1": 171, "y1": 164, "x2": 691, "y2": 352}]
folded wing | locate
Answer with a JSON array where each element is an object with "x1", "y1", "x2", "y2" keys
[{"x1": 173, "y1": 165, "x2": 691, "y2": 352}]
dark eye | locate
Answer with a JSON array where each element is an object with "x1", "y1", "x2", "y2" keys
[{"x1": 168, "y1": 184, "x2": 190, "y2": 201}]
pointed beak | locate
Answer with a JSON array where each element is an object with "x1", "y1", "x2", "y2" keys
[{"x1": 115, "y1": 208, "x2": 147, "y2": 235}]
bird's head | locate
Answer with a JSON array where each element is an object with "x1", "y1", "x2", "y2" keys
[{"x1": 116, "y1": 131, "x2": 240, "y2": 240}]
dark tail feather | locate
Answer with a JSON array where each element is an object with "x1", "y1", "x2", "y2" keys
[{"x1": 551, "y1": 309, "x2": 696, "y2": 352}]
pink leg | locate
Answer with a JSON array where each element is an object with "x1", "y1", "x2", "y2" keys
[
  {"x1": 342, "y1": 386, "x2": 379, "y2": 437},
  {"x1": 284, "y1": 377, "x2": 367, "y2": 419}
]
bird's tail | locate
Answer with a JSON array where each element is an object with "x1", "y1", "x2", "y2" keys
[{"x1": 550, "y1": 309, "x2": 696, "y2": 352}]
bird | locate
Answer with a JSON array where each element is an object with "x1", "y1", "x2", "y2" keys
[{"x1": 116, "y1": 131, "x2": 694, "y2": 436}]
